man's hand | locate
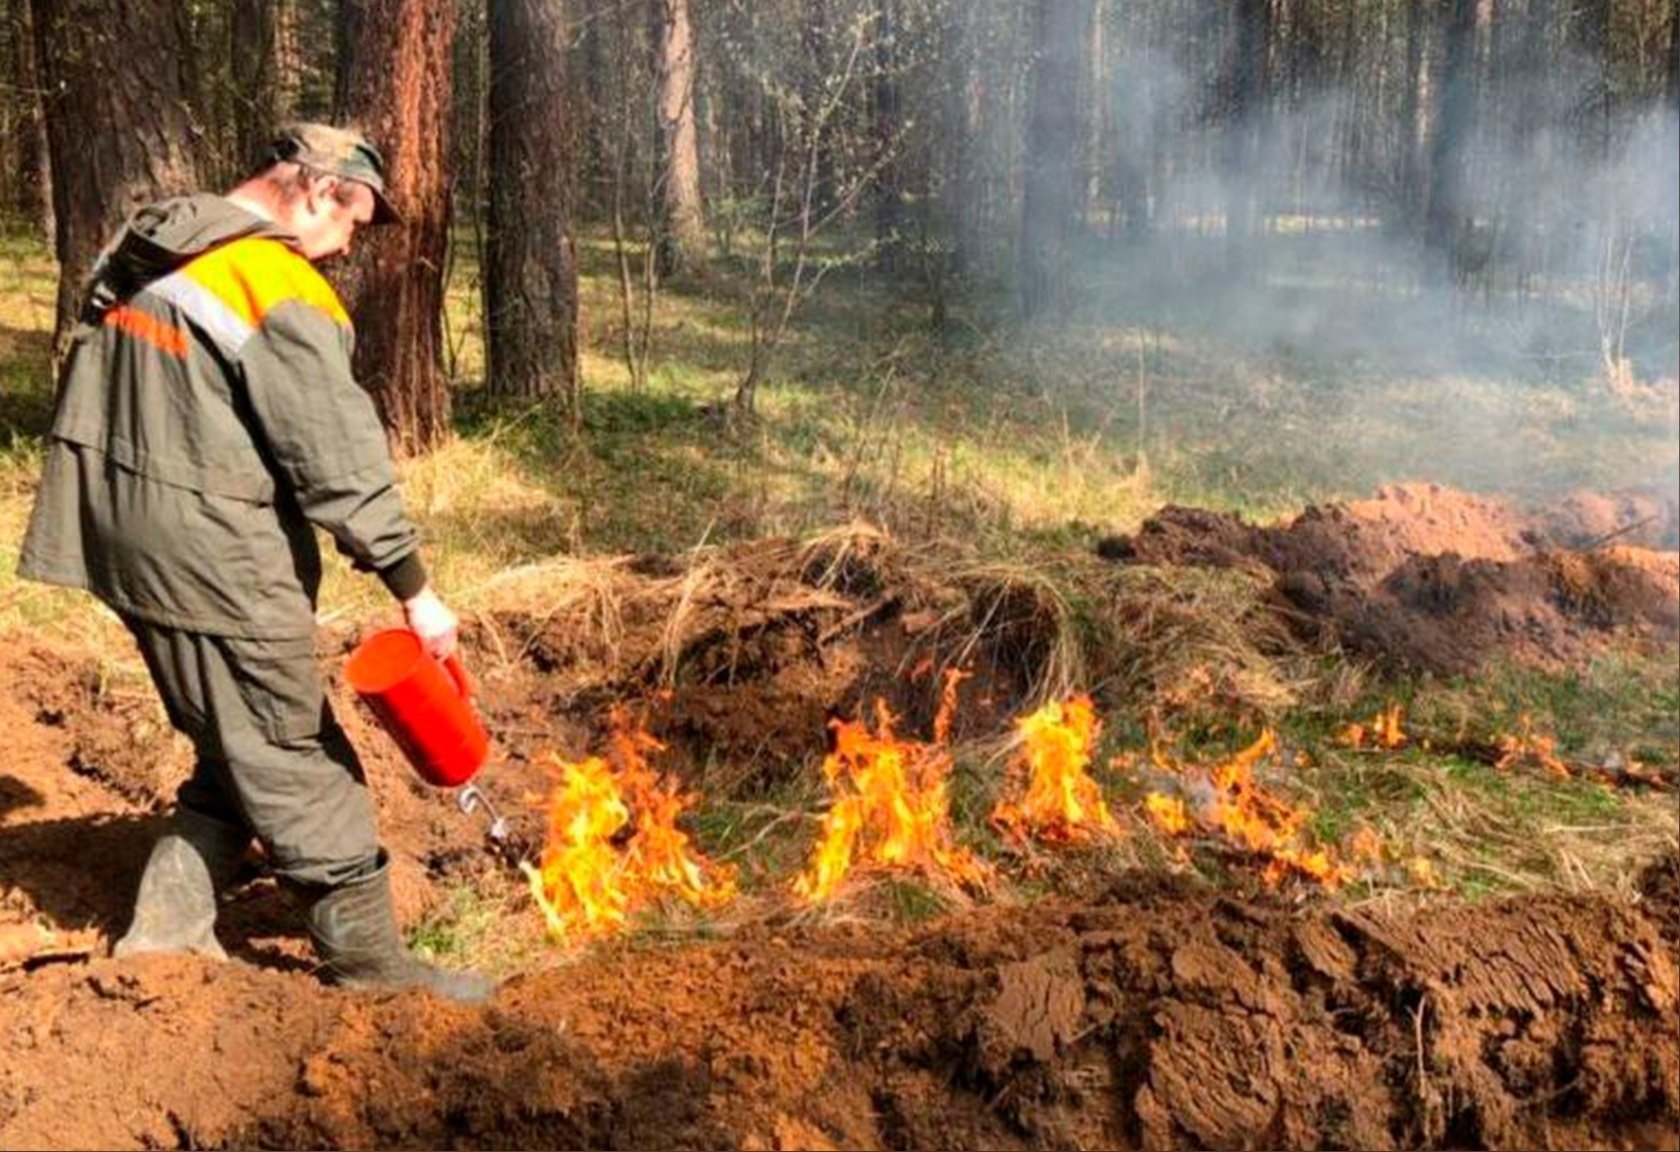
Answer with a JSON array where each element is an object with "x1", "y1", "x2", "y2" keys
[{"x1": 403, "y1": 585, "x2": 459, "y2": 660}]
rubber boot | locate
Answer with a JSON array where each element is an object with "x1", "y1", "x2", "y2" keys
[
  {"x1": 304, "y1": 854, "x2": 494, "y2": 1003},
  {"x1": 113, "y1": 808, "x2": 249, "y2": 960}
]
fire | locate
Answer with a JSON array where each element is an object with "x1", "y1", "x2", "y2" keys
[
  {"x1": 794, "y1": 671, "x2": 987, "y2": 904},
  {"x1": 523, "y1": 708, "x2": 735, "y2": 942},
  {"x1": 1145, "y1": 730, "x2": 1344, "y2": 887},
  {"x1": 1338, "y1": 702, "x2": 1406, "y2": 750},
  {"x1": 520, "y1": 754, "x2": 632, "y2": 939},
  {"x1": 990, "y1": 695, "x2": 1119, "y2": 843},
  {"x1": 1143, "y1": 792, "x2": 1190, "y2": 835},
  {"x1": 1347, "y1": 825, "x2": 1385, "y2": 867},
  {"x1": 1494, "y1": 713, "x2": 1570, "y2": 778},
  {"x1": 1406, "y1": 856, "x2": 1444, "y2": 889}
]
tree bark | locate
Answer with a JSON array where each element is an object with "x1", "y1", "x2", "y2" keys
[
  {"x1": 7, "y1": 0, "x2": 51, "y2": 234},
  {"x1": 333, "y1": 0, "x2": 456, "y2": 457},
  {"x1": 1426, "y1": 0, "x2": 1477, "y2": 257},
  {"x1": 30, "y1": 0, "x2": 201, "y2": 357},
  {"x1": 1400, "y1": 0, "x2": 1429, "y2": 229},
  {"x1": 1226, "y1": 0, "x2": 1270, "y2": 247},
  {"x1": 1019, "y1": 0, "x2": 1090, "y2": 319},
  {"x1": 485, "y1": 0, "x2": 581, "y2": 416},
  {"x1": 1668, "y1": 1, "x2": 1678, "y2": 116},
  {"x1": 650, "y1": 0, "x2": 704, "y2": 278},
  {"x1": 872, "y1": 0, "x2": 902, "y2": 270},
  {"x1": 231, "y1": 0, "x2": 301, "y2": 174}
]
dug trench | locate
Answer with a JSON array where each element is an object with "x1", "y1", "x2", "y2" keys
[
  {"x1": 1, "y1": 489, "x2": 1677, "y2": 1150},
  {"x1": 1, "y1": 866, "x2": 1675, "y2": 1150}
]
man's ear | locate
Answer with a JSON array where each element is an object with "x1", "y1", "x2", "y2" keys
[{"x1": 304, "y1": 174, "x2": 339, "y2": 215}]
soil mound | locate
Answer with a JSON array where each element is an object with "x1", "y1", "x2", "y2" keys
[
  {"x1": 1100, "y1": 483, "x2": 1680, "y2": 674},
  {"x1": 2, "y1": 567, "x2": 1676, "y2": 1149},
  {"x1": 14, "y1": 646, "x2": 189, "y2": 809},
  {"x1": 1, "y1": 879, "x2": 1673, "y2": 1151},
  {"x1": 465, "y1": 526, "x2": 1060, "y2": 792}
]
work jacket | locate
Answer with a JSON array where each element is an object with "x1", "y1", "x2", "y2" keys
[{"x1": 17, "y1": 194, "x2": 425, "y2": 638}]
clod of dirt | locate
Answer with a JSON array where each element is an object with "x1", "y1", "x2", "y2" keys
[
  {"x1": 14, "y1": 647, "x2": 189, "y2": 809},
  {"x1": 4, "y1": 634, "x2": 1677, "y2": 1151},
  {"x1": 5, "y1": 880, "x2": 1672, "y2": 1151},
  {"x1": 471, "y1": 527, "x2": 1044, "y2": 793},
  {"x1": 1099, "y1": 483, "x2": 1680, "y2": 675},
  {"x1": 1639, "y1": 853, "x2": 1680, "y2": 941},
  {"x1": 1532, "y1": 487, "x2": 1680, "y2": 552}
]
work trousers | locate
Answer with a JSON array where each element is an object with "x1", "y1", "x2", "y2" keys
[{"x1": 122, "y1": 617, "x2": 380, "y2": 889}]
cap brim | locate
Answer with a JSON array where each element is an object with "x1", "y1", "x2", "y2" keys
[{"x1": 369, "y1": 186, "x2": 401, "y2": 226}]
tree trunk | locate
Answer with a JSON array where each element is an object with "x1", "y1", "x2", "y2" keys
[
  {"x1": 1019, "y1": 0, "x2": 1089, "y2": 319},
  {"x1": 574, "y1": 0, "x2": 612, "y2": 217},
  {"x1": 1083, "y1": 0, "x2": 1105, "y2": 229},
  {"x1": 872, "y1": 0, "x2": 902, "y2": 270},
  {"x1": 1226, "y1": 0, "x2": 1270, "y2": 248},
  {"x1": 485, "y1": 0, "x2": 581, "y2": 417},
  {"x1": 1426, "y1": 0, "x2": 1477, "y2": 257},
  {"x1": 333, "y1": 0, "x2": 456, "y2": 457},
  {"x1": 231, "y1": 0, "x2": 301, "y2": 174},
  {"x1": 1110, "y1": 2, "x2": 1152, "y2": 237},
  {"x1": 1400, "y1": 0, "x2": 1429, "y2": 230},
  {"x1": 1668, "y1": 1, "x2": 1678, "y2": 116},
  {"x1": 7, "y1": 0, "x2": 51, "y2": 233},
  {"x1": 939, "y1": 1, "x2": 977, "y2": 271},
  {"x1": 650, "y1": 0, "x2": 704, "y2": 278},
  {"x1": 30, "y1": 0, "x2": 201, "y2": 358},
  {"x1": 1570, "y1": 0, "x2": 1611, "y2": 149}
]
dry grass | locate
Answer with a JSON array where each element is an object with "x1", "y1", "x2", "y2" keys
[
  {"x1": 1086, "y1": 563, "x2": 1315, "y2": 729},
  {"x1": 1338, "y1": 754, "x2": 1678, "y2": 904}
]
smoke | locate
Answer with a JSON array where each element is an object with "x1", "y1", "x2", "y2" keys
[{"x1": 1052, "y1": 3, "x2": 1680, "y2": 501}]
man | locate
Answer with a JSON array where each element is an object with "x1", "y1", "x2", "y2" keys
[{"x1": 17, "y1": 124, "x2": 491, "y2": 1002}]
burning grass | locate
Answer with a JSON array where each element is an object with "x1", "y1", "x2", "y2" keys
[
  {"x1": 521, "y1": 706, "x2": 736, "y2": 945},
  {"x1": 794, "y1": 671, "x2": 989, "y2": 905},
  {"x1": 1142, "y1": 730, "x2": 1344, "y2": 886},
  {"x1": 990, "y1": 694, "x2": 1120, "y2": 844},
  {"x1": 491, "y1": 647, "x2": 1676, "y2": 954}
]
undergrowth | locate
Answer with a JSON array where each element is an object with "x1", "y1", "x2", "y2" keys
[{"x1": 2, "y1": 225, "x2": 1676, "y2": 955}]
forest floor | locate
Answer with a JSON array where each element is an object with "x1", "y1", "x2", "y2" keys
[{"x1": 1, "y1": 228, "x2": 1677, "y2": 1150}]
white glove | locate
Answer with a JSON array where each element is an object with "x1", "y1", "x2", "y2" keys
[{"x1": 403, "y1": 585, "x2": 460, "y2": 660}]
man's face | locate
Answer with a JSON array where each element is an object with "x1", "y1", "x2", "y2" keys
[{"x1": 293, "y1": 176, "x2": 377, "y2": 262}]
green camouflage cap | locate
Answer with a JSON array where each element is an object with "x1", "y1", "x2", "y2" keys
[{"x1": 266, "y1": 123, "x2": 399, "y2": 225}]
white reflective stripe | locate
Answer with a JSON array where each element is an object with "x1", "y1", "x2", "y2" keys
[{"x1": 144, "y1": 272, "x2": 255, "y2": 356}]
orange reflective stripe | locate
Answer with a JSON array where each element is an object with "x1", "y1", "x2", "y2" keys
[
  {"x1": 180, "y1": 237, "x2": 350, "y2": 329},
  {"x1": 104, "y1": 304, "x2": 189, "y2": 358}
]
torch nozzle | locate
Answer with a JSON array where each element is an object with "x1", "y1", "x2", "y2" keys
[{"x1": 457, "y1": 782, "x2": 511, "y2": 845}]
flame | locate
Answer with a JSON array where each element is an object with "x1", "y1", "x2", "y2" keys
[
  {"x1": 1406, "y1": 857, "x2": 1443, "y2": 889},
  {"x1": 520, "y1": 754, "x2": 633, "y2": 940},
  {"x1": 1347, "y1": 825, "x2": 1385, "y2": 867},
  {"x1": 1494, "y1": 713, "x2": 1570, "y2": 778},
  {"x1": 523, "y1": 708, "x2": 735, "y2": 942},
  {"x1": 1146, "y1": 730, "x2": 1344, "y2": 887},
  {"x1": 794, "y1": 671, "x2": 986, "y2": 903},
  {"x1": 991, "y1": 695, "x2": 1119, "y2": 843},
  {"x1": 1144, "y1": 792, "x2": 1190, "y2": 835},
  {"x1": 608, "y1": 707, "x2": 738, "y2": 910},
  {"x1": 1338, "y1": 702, "x2": 1406, "y2": 750}
]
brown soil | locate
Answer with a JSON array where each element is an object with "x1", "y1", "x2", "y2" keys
[
  {"x1": 1099, "y1": 483, "x2": 1680, "y2": 674},
  {"x1": 469, "y1": 529, "x2": 1046, "y2": 792},
  {"x1": 3, "y1": 627, "x2": 1678, "y2": 1150},
  {"x1": 1, "y1": 874, "x2": 1674, "y2": 1151}
]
